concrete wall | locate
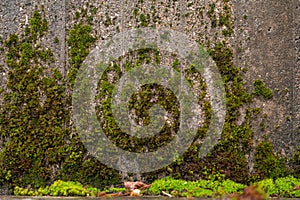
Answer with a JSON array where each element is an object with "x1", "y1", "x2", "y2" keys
[{"x1": 0, "y1": 0, "x2": 299, "y2": 182}]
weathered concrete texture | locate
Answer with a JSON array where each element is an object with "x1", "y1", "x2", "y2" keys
[
  {"x1": 233, "y1": 0, "x2": 298, "y2": 157},
  {"x1": 0, "y1": 0, "x2": 22, "y2": 100},
  {"x1": 0, "y1": 0, "x2": 66, "y2": 105},
  {"x1": 0, "y1": 0, "x2": 66, "y2": 68}
]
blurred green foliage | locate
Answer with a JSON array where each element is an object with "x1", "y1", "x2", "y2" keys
[{"x1": 14, "y1": 180, "x2": 100, "y2": 196}]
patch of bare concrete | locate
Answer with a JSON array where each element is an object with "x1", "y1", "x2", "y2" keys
[{"x1": 232, "y1": 0, "x2": 298, "y2": 157}]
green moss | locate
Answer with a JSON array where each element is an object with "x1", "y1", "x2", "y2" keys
[
  {"x1": 172, "y1": 59, "x2": 180, "y2": 72},
  {"x1": 254, "y1": 141, "x2": 287, "y2": 180},
  {"x1": 14, "y1": 180, "x2": 101, "y2": 197},
  {"x1": 62, "y1": 9, "x2": 120, "y2": 189},
  {"x1": 207, "y1": 3, "x2": 215, "y2": 15},
  {"x1": 0, "y1": 0, "x2": 288, "y2": 191},
  {"x1": 149, "y1": 177, "x2": 245, "y2": 198},
  {"x1": 255, "y1": 176, "x2": 300, "y2": 197},
  {"x1": 0, "y1": 8, "x2": 120, "y2": 191},
  {"x1": 0, "y1": 9, "x2": 69, "y2": 190},
  {"x1": 94, "y1": 49, "x2": 183, "y2": 153},
  {"x1": 67, "y1": 23, "x2": 96, "y2": 87},
  {"x1": 54, "y1": 37, "x2": 59, "y2": 44},
  {"x1": 29, "y1": 10, "x2": 48, "y2": 41},
  {"x1": 291, "y1": 147, "x2": 300, "y2": 177},
  {"x1": 149, "y1": 176, "x2": 300, "y2": 198},
  {"x1": 139, "y1": 13, "x2": 149, "y2": 27},
  {"x1": 253, "y1": 107, "x2": 262, "y2": 116},
  {"x1": 104, "y1": 14, "x2": 112, "y2": 26},
  {"x1": 4, "y1": 34, "x2": 18, "y2": 47},
  {"x1": 133, "y1": 7, "x2": 139, "y2": 17},
  {"x1": 207, "y1": 3, "x2": 217, "y2": 28},
  {"x1": 253, "y1": 79, "x2": 273, "y2": 99}
]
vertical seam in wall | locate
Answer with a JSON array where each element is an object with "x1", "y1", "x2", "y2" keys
[
  {"x1": 63, "y1": 0, "x2": 68, "y2": 133},
  {"x1": 121, "y1": 0, "x2": 124, "y2": 59},
  {"x1": 63, "y1": 0, "x2": 67, "y2": 79},
  {"x1": 179, "y1": 0, "x2": 187, "y2": 135},
  {"x1": 292, "y1": 0, "x2": 296, "y2": 148},
  {"x1": 294, "y1": 0, "x2": 300, "y2": 148},
  {"x1": 293, "y1": 0, "x2": 300, "y2": 149}
]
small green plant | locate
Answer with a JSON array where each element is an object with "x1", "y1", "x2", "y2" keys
[
  {"x1": 255, "y1": 176, "x2": 300, "y2": 197},
  {"x1": 148, "y1": 177, "x2": 245, "y2": 198},
  {"x1": 149, "y1": 176, "x2": 300, "y2": 198},
  {"x1": 104, "y1": 14, "x2": 112, "y2": 26},
  {"x1": 14, "y1": 180, "x2": 101, "y2": 197},
  {"x1": 254, "y1": 179, "x2": 278, "y2": 196},
  {"x1": 275, "y1": 177, "x2": 298, "y2": 197},
  {"x1": 102, "y1": 187, "x2": 126, "y2": 193},
  {"x1": 291, "y1": 190, "x2": 300, "y2": 198},
  {"x1": 220, "y1": 179, "x2": 245, "y2": 194},
  {"x1": 49, "y1": 180, "x2": 94, "y2": 196}
]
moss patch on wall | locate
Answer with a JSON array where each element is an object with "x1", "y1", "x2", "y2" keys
[
  {"x1": 67, "y1": 23, "x2": 96, "y2": 87},
  {"x1": 253, "y1": 79, "x2": 273, "y2": 99},
  {"x1": 0, "y1": 1, "x2": 295, "y2": 192},
  {"x1": 0, "y1": 9, "x2": 67, "y2": 189},
  {"x1": 253, "y1": 141, "x2": 287, "y2": 180},
  {"x1": 0, "y1": 8, "x2": 120, "y2": 192}
]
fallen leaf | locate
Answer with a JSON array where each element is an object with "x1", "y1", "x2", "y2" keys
[
  {"x1": 124, "y1": 181, "x2": 151, "y2": 191},
  {"x1": 238, "y1": 185, "x2": 266, "y2": 200},
  {"x1": 293, "y1": 186, "x2": 300, "y2": 190},
  {"x1": 98, "y1": 192, "x2": 107, "y2": 197},
  {"x1": 98, "y1": 191, "x2": 129, "y2": 197}
]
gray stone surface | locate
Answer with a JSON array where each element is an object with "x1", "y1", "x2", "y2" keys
[{"x1": 233, "y1": 0, "x2": 298, "y2": 157}]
